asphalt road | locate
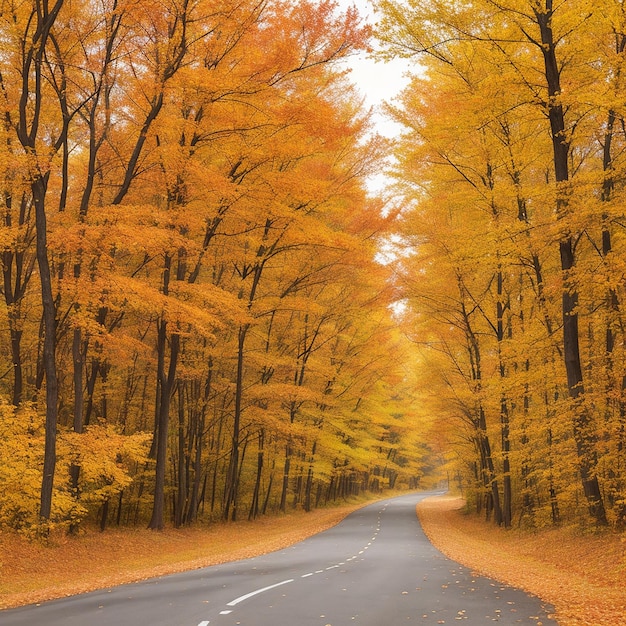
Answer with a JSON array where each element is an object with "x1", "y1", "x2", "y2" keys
[{"x1": 1, "y1": 492, "x2": 557, "y2": 625}]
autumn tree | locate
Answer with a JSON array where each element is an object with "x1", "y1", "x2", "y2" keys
[
  {"x1": 0, "y1": 0, "x2": 68, "y2": 525},
  {"x1": 0, "y1": 0, "x2": 427, "y2": 534},
  {"x1": 377, "y1": 0, "x2": 626, "y2": 527}
]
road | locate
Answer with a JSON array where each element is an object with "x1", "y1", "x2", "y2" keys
[{"x1": 1, "y1": 492, "x2": 557, "y2": 625}]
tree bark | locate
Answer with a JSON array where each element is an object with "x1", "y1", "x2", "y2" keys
[
  {"x1": 223, "y1": 324, "x2": 247, "y2": 521},
  {"x1": 148, "y1": 253, "x2": 181, "y2": 530},
  {"x1": 496, "y1": 268, "x2": 512, "y2": 528},
  {"x1": 535, "y1": 2, "x2": 607, "y2": 525},
  {"x1": 34, "y1": 175, "x2": 59, "y2": 523},
  {"x1": 248, "y1": 429, "x2": 265, "y2": 520},
  {"x1": 15, "y1": 0, "x2": 67, "y2": 523}
]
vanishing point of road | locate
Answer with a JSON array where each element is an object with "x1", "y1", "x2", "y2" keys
[{"x1": 1, "y1": 492, "x2": 557, "y2": 625}]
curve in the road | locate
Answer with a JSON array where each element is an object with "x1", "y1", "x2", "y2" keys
[{"x1": 1, "y1": 493, "x2": 558, "y2": 626}]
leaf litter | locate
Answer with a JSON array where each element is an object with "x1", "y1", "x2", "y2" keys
[{"x1": 417, "y1": 495, "x2": 626, "y2": 626}]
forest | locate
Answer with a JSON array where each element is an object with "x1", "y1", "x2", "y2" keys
[
  {"x1": 3, "y1": 0, "x2": 626, "y2": 538},
  {"x1": 377, "y1": 0, "x2": 626, "y2": 528},
  {"x1": 0, "y1": 0, "x2": 428, "y2": 535}
]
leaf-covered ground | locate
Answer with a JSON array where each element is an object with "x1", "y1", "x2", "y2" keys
[
  {"x1": 417, "y1": 496, "x2": 626, "y2": 626},
  {"x1": 1, "y1": 494, "x2": 624, "y2": 625},
  {"x1": 0, "y1": 505, "x2": 360, "y2": 610}
]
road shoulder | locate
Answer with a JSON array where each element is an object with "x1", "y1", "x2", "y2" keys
[{"x1": 416, "y1": 494, "x2": 626, "y2": 626}]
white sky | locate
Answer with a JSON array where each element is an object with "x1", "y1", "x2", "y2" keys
[
  {"x1": 335, "y1": 0, "x2": 410, "y2": 139},
  {"x1": 333, "y1": 0, "x2": 412, "y2": 192}
]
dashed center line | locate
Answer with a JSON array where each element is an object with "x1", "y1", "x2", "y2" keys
[
  {"x1": 197, "y1": 503, "x2": 390, "y2": 625},
  {"x1": 226, "y1": 579, "x2": 294, "y2": 607}
]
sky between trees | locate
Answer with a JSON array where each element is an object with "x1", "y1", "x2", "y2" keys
[
  {"x1": 0, "y1": 0, "x2": 428, "y2": 534},
  {"x1": 1, "y1": 0, "x2": 625, "y2": 536}
]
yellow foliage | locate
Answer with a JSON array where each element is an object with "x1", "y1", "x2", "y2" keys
[
  {"x1": 0, "y1": 400, "x2": 150, "y2": 534},
  {"x1": 61, "y1": 425, "x2": 151, "y2": 504},
  {"x1": 0, "y1": 403, "x2": 44, "y2": 532},
  {"x1": 0, "y1": 0, "x2": 421, "y2": 529}
]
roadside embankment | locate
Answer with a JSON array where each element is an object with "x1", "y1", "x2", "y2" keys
[
  {"x1": 417, "y1": 495, "x2": 626, "y2": 626},
  {"x1": 0, "y1": 504, "x2": 360, "y2": 609}
]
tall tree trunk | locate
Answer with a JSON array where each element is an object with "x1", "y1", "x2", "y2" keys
[
  {"x1": 600, "y1": 89, "x2": 626, "y2": 524},
  {"x1": 186, "y1": 360, "x2": 212, "y2": 524},
  {"x1": 148, "y1": 321, "x2": 180, "y2": 530},
  {"x1": 34, "y1": 175, "x2": 59, "y2": 523},
  {"x1": 175, "y1": 385, "x2": 187, "y2": 528},
  {"x1": 148, "y1": 252, "x2": 181, "y2": 530},
  {"x1": 223, "y1": 324, "x2": 247, "y2": 521},
  {"x1": 477, "y1": 404, "x2": 503, "y2": 525},
  {"x1": 249, "y1": 429, "x2": 265, "y2": 520},
  {"x1": 14, "y1": 0, "x2": 66, "y2": 525},
  {"x1": 2, "y1": 194, "x2": 34, "y2": 406},
  {"x1": 459, "y1": 286, "x2": 503, "y2": 525},
  {"x1": 224, "y1": 228, "x2": 272, "y2": 521},
  {"x1": 279, "y1": 443, "x2": 291, "y2": 513},
  {"x1": 535, "y1": 3, "x2": 607, "y2": 525},
  {"x1": 262, "y1": 462, "x2": 275, "y2": 515},
  {"x1": 496, "y1": 267, "x2": 512, "y2": 528},
  {"x1": 303, "y1": 440, "x2": 317, "y2": 513},
  {"x1": 68, "y1": 326, "x2": 85, "y2": 533}
]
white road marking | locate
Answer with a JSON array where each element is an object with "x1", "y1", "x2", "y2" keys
[
  {"x1": 226, "y1": 579, "x2": 294, "y2": 607},
  {"x1": 200, "y1": 502, "x2": 390, "y2": 624}
]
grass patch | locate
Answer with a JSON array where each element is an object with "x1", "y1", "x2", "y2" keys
[{"x1": 417, "y1": 495, "x2": 626, "y2": 626}]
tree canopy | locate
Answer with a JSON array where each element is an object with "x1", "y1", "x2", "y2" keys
[
  {"x1": 5, "y1": 0, "x2": 625, "y2": 537},
  {"x1": 377, "y1": 0, "x2": 626, "y2": 528},
  {"x1": 0, "y1": 0, "x2": 429, "y2": 534}
]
